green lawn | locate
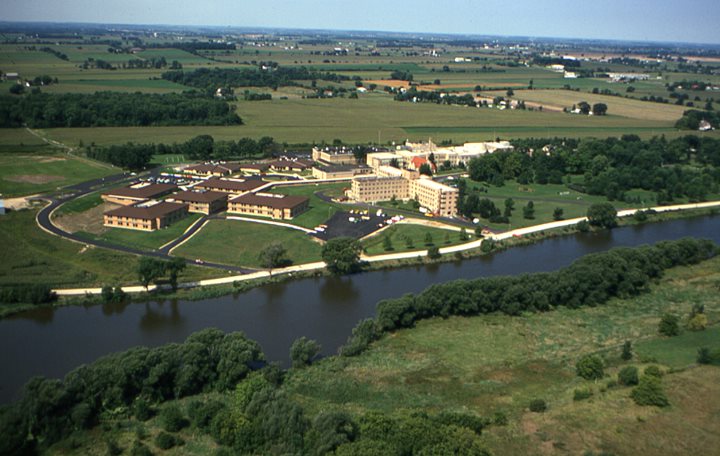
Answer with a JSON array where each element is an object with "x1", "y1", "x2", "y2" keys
[
  {"x1": 362, "y1": 223, "x2": 464, "y2": 255},
  {"x1": 0, "y1": 151, "x2": 115, "y2": 197},
  {"x1": 77, "y1": 213, "x2": 202, "y2": 251},
  {"x1": 637, "y1": 326, "x2": 720, "y2": 368},
  {"x1": 173, "y1": 219, "x2": 323, "y2": 268},
  {"x1": 55, "y1": 191, "x2": 103, "y2": 215}
]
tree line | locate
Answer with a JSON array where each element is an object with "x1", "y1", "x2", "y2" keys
[
  {"x1": 340, "y1": 238, "x2": 718, "y2": 357},
  {"x1": 85, "y1": 135, "x2": 278, "y2": 169},
  {"x1": 0, "y1": 91, "x2": 241, "y2": 128},
  {"x1": 675, "y1": 109, "x2": 720, "y2": 130},
  {"x1": 0, "y1": 328, "x2": 265, "y2": 454},
  {"x1": 161, "y1": 66, "x2": 352, "y2": 93},
  {"x1": 467, "y1": 135, "x2": 720, "y2": 204}
]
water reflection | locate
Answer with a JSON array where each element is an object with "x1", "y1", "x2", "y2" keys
[
  {"x1": 260, "y1": 281, "x2": 288, "y2": 305},
  {"x1": 138, "y1": 300, "x2": 185, "y2": 331},
  {"x1": 9, "y1": 305, "x2": 55, "y2": 324},
  {"x1": 319, "y1": 276, "x2": 360, "y2": 303},
  {"x1": 100, "y1": 299, "x2": 131, "y2": 316}
]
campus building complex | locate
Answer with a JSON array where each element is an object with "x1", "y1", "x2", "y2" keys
[
  {"x1": 228, "y1": 192, "x2": 309, "y2": 220},
  {"x1": 103, "y1": 201, "x2": 189, "y2": 231},
  {"x1": 167, "y1": 190, "x2": 228, "y2": 215},
  {"x1": 193, "y1": 178, "x2": 268, "y2": 195},
  {"x1": 183, "y1": 162, "x2": 241, "y2": 177},
  {"x1": 101, "y1": 183, "x2": 177, "y2": 206}
]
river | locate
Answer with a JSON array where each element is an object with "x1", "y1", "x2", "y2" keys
[{"x1": 1, "y1": 214, "x2": 719, "y2": 403}]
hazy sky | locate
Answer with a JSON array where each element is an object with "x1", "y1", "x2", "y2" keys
[{"x1": 4, "y1": 0, "x2": 720, "y2": 44}]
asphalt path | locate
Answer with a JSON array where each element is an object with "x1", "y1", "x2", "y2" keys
[{"x1": 35, "y1": 169, "x2": 254, "y2": 274}]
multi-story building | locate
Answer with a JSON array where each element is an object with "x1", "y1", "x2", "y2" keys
[
  {"x1": 409, "y1": 177, "x2": 459, "y2": 218},
  {"x1": 349, "y1": 176, "x2": 409, "y2": 203},
  {"x1": 167, "y1": 191, "x2": 228, "y2": 215},
  {"x1": 101, "y1": 183, "x2": 177, "y2": 206},
  {"x1": 312, "y1": 164, "x2": 373, "y2": 180},
  {"x1": 312, "y1": 146, "x2": 357, "y2": 165},
  {"x1": 349, "y1": 174, "x2": 458, "y2": 217},
  {"x1": 228, "y1": 192, "x2": 309, "y2": 220},
  {"x1": 103, "y1": 201, "x2": 188, "y2": 231}
]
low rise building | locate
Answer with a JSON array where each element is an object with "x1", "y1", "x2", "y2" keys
[
  {"x1": 312, "y1": 164, "x2": 372, "y2": 180},
  {"x1": 167, "y1": 190, "x2": 228, "y2": 215},
  {"x1": 228, "y1": 192, "x2": 309, "y2": 220},
  {"x1": 101, "y1": 183, "x2": 177, "y2": 206},
  {"x1": 366, "y1": 151, "x2": 404, "y2": 169},
  {"x1": 103, "y1": 201, "x2": 188, "y2": 231},
  {"x1": 239, "y1": 163, "x2": 270, "y2": 174},
  {"x1": 268, "y1": 159, "x2": 314, "y2": 172},
  {"x1": 193, "y1": 178, "x2": 268, "y2": 195},
  {"x1": 183, "y1": 162, "x2": 241, "y2": 177}
]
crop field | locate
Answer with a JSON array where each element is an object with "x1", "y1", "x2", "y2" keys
[
  {"x1": 173, "y1": 219, "x2": 323, "y2": 268},
  {"x1": 486, "y1": 89, "x2": 689, "y2": 122},
  {"x1": 0, "y1": 150, "x2": 115, "y2": 197},
  {"x1": 286, "y1": 255, "x2": 720, "y2": 455}
]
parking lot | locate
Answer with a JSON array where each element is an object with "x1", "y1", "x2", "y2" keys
[{"x1": 311, "y1": 210, "x2": 397, "y2": 241}]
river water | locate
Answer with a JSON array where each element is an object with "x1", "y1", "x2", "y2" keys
[{"x1": 1, "y1": 215, "x2": 719, "y2": 403}]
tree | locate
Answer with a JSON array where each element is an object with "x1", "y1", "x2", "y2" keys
[
  {"x1": 522, "y1": 201, "x2": 535, "y2": 219},
  {"x1": 418, "y1": 163, "x2": 433, "y2": 176},
  {"x1": 382, "y1": 236, "x2": 393, "y2": 252},
  {"x1": 322, "y1": 237, "x2": 363, "y2": 274},
  {"x1": 553, "y1": 207, "x2": 564, "y2": 221},
  {"x1": 631, "y1": 375, "x2": 669, "y2": 407},
  {"x1": 137, "y1": 257, "x2": 166, "y2": 289},
  {"x1": 506, "y1": 88, "x2": 514, "y2": 97},
  {"x1": 459, "y1": 228, "x2": 469, "y2": 241},
  {"x1": 424, "y1": 233, "x2": 434, "y2": 246},
  {"x1": 577, "y1": 101, "x2": 591, "y2": 114},
  {"x1": 587, "y1": 203, "x2": 617, "y2": 229},
  {"x1": 258, "y1": 242, "x2": 289, "y2": 270},
  {"x1": 621, "y1": 340, "x2": 633, "y2": 360},
  {"x1": 618, "y1": 366, "x2": 639, "y2": 386},
  {"x1": 576, "y1": 354, "x2": 604, "y2": 380},
  {"x1": 289, "y1": 337, "x2": 321, "y2": 368},
  {"x1": 697, "y1": 347, "x2": 713, "y2": 364},
  {"x1": 427, "y1": 246, "x2": 441, "y2": 259},
  {"x1": 166, "y1": 257, "x2": 186, "y2": 291},
  {"x1": 658, "y1": 313, "x2": 680, "y2": 336},
  {"x1": 159, "y1": 404, "x2": 188, "y2": 432},
  {"x1": 592, "y1": 103, "x2": 608, "y2": 116},
  {"x1": 503, "y1": 198, "x2": 514, "y2": 217},
  {"x1": 528, "y1": 399, "x2": 546, "y2": 413}
]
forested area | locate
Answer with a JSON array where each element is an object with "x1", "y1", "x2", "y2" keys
[
  {"x1": 161, "y1": 66, "x2": 352, "y2": 92},
  {"x1": 394, "y1": 86, "x2": 478, "y2": 106},
  {"x1": 85, "y1": 135, "x2": 277, "y2": 169},
  {"x1": 0, "y1": 92, "x2": 241, "y2": 127},
  {"x1": 341, "y1": 238, "x2": 718, "y2": 356},
  {"x1": 675, "y1": 109, "x2": 720, "y2": 130},
  {"x1": 467, "y1": 135, "x2": 720, "y2": 204}
]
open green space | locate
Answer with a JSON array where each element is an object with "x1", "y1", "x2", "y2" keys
[
  {"x1": 173, "y1": 219, "x2": 323, "y2": 268},
  {"x1": 637, "y1": 326, "x2": 720, "y2": 368},
  {"x1": 78, "y1": 213, "x2": 203, "y2": 251},
  {"x1": 0, "y1": 150, "x2": 115, "y2": 197},
  {"x1": 362, "y1": 223, "x2": 463, "y2": 255},
  {"x1": 286, "y1": 255, "x2": 720, "y2": 455}
]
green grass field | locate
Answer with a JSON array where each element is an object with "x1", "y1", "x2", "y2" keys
[
  {"x1": 362, "y1": 223, "x2": 463, "y2": 255},
  {"x1": 78, "y1": 213, "x2": 203, "y2": 251},
  {"x1": 173, "y1": 219, "x2": 323, "y2": 268},
  {"x1": 268, "y1": 182, "x2": 349, "y2": 228},
  {"x1": 285, "y1": 256, "x2": 720, "y2": 455},
  {"x1": 0, "y1": 150, "x2": 115, "y2": 197}
]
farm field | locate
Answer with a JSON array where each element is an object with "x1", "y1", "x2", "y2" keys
[
  {"x1": 0, "y1": 150, "x2": 115, "y2": 197},
  {"x1": 286, "y1": 255, "x2": 720, "y2": 455},
  {"x1": 173, "y1": 219, "x2": 323, "y2": 268}
]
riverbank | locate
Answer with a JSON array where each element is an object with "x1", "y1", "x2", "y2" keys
[{"x1": 1, "y1": 203, "x2": 718, "y2": 320}]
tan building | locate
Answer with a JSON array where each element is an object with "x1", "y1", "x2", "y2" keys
[
  {"x1": 228, "y1": 192, "x2": 309, "y2": 220},
  {"x1": 268, "y1": 159, "x2": 314, "y2": 172},
  {"x1": 349, "y1": 176, "x2": 409, "y2": 203},
  {"x1": 103, "y1": 201, "x2": 189, "y2": 231},
  {"x1": 349, "y1": 175, "x2": 458, "y2": 217},
  {"x1": 366, "y1": 151, "x2": 404, "y2": 169},
  {"x1": 183, "y1": 162, "x2": 241, "y2": 177},
  {"x1": 409, "y1": 177, "x2": 459, "y2": 218},
  {"x1": 312, "y1": 147, "x2": 357, "y2": 165},
  {"x1": 239, "y1": 163, "x2": 269, "y2": 174},
  {"x1": 167, "y1": 191, "x2": 228, "y2": 215},
  {"x1": 101, "y1": 183, "x2": 177, "y2": 206},
  {"x1": 193, "y1": 178, "x2": 268, "y2": 195}
]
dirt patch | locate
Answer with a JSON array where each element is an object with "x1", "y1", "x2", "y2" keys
[
  {"x1": 54, "y1": 202, "x2": 116, "y2": 234},
  {"x1": 4, "y1": 174, "x2": 64, "y2": 184}
]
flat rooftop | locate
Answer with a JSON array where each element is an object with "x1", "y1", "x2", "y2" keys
[
  {"x1": 103, "y1": 183, "x2": 177, "y2": 199},
  {"x1": 230, "y1": 192, "x2": 309, "y2": 209},
  {"x1": 196, "y1": 178, "x2": 267, "y2": 192},
  {"x1": 170, "y1": 190, "x2": 227, "y2": 204}
]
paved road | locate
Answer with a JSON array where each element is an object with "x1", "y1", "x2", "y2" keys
[{"x1": 35, "y1": 169, "x2": 254, "y2": 274}]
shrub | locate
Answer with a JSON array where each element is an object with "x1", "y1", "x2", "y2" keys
[
  {"x1": 493, "y1": 411, "x2": 508, "y2": 426},
  {"x1": 290, "y1": 336, "x2": 321, "y2": 368},
  {"x1": 618, "y1": 366, "x2": 639, "y2": 386},
  {"x1": 529, "y1": 399, "x2": 547, "y2": 413},
  {"x1": 687, "y1": 313, "x2": 707, "y2": 331},
  {"x1": 576, "y1": 220, "x2": 590, "y2": 232},
  {"x1": 155, "y1": 432, "x2": 183, "y2": 450},
  {"x1": 658, "y1": 313, "x2": 680, "y2": 336},
  {"x1": 188, "y1": 399, "x2": 226, "y2": 431},
  {"x1": 576, "y1": 354, "x2": 604, "y2": 380},
  {"x1": 631, "y1": 375, "x2": 669, "y2": 407},
  {"x1": 697, "y1": 347, "x2": 714, "y2": 364},
  {"x1": 644, "y1": 365, "x2": 664, "y2": 378},
  {"x1": 133, "y1": 398, "x2": 154, "y2": 422},
  {"x1": 427, "y1": 246, "x2": 441, "y2": 259},
  {"x1": 573, "y1": 388, "x2": 593, "y2": 401},
  {"x1": 159, "y1": 404, "x2": 188, "y2": 432},
  {"x1": 621, "y1": 341, "x2": 633, "y2": 361},
  {"x1": 130, "y1": 441, "x2": 153, "y2": 456}
]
